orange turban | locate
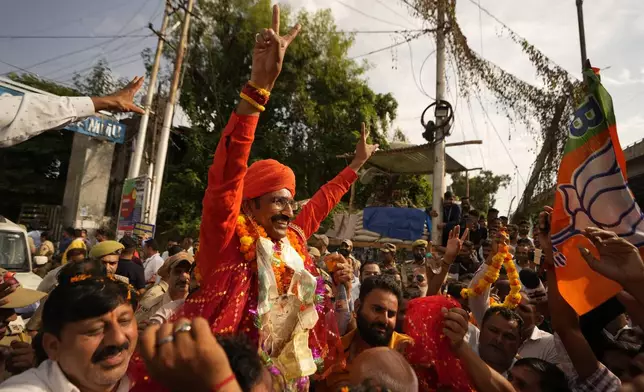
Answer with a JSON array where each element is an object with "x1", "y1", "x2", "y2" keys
[{"x1": 243, "y1": 159, "x2": 296, "y2": 200}]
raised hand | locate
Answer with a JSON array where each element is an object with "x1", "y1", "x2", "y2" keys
[
  {"x1": 444, "y1": 225, "x2": 469, "y2": 264},
  {"x1": 250, "y1": 5, "x2": 301, "y2": 91},
  {"x1": 349, "y1": 122, "x2": 379, "y2": 172},
  {"x1": 578, "y1": 227, "x2": 644, "y2": 288},
  {"x1": 442, "y1": 307, "x2": 469, "y2": 351},
  {"x1": 91, "y1": 76, "x2": 145, "y2": 114}
]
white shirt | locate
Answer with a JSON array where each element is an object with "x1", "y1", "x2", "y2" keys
[
  {"x1": 0, "y1": 95, "x2": 95, "y2": 148},
  {"x1": 161, "y1": 250, "x2": 170, "y2": 260},
  {"x1": 143, "y1": 253, "x2": 164, "y2": 283},
  {"x1": 0, "y1": 359, "x2": 130, "y2": 391}
]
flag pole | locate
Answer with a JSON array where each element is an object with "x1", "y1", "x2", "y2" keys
[{"x1": 575, "y1": 0, "x2": 588, "y2": 71}]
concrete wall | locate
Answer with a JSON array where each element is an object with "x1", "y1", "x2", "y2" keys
[{"x1": 62, "y1": 133, "x2": 116, "y2": 231}]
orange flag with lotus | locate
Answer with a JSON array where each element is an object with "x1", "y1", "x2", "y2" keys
[{"x1": 551, "y1": 67, "x2": 644, "y2": 315}]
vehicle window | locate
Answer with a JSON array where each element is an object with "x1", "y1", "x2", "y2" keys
[{"x1": 0, "y1": 231, "x2": 29, "y2": 271}]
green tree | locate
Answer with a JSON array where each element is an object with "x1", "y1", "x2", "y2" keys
[
  {"x1": 156, "y1": 0, "x2": 423, "y2": 235},
  {"x1": 450, "y1": 170, "x2": 511, "y2": 214}
]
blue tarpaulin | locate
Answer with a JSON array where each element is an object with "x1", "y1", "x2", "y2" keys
[{"x1": 363, "y1": 207, "x2": 427, "y2": 241}]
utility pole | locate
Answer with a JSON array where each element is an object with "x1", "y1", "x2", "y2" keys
[
  {"x1": 463, "y1": 167, "x2": 482, "y2": 198},
  {"x1": 575, "y1": 0, "x2": 588, "y2": 71},
  {"x1": 128, "y1": 0, "x2": 171, "y2": 180},
  {"x1": 431, "y1": 0, "x2": 447, "y2": 244},
  {"x1": 149, "y1": 0, "x2": 194, "y2": 225}
]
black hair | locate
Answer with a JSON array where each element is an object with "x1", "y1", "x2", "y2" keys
[
  {"x1": 517, "y1": 238, "x2": 533, "y2": 247},
  {"x1": 359, "y1": 274, "x2": 403, "y2": 305},
  {"x1": 32, "y1": 332, "x2": 48, "y2": 366},
  {"x1": 488, "y1": 208, "x2": 499, "y2": 214},
  {"x1": 217, "y1": 335, "x2": 264, "y2": 392},
  {"x1": 482, "y1": 306, "x2": 524, "y2": 332},
  {"x1": 481, "y1": 239, "x2": 492, "y2": 247},
  {"x1": 66, "y1": 247, "x2": 87, "y2": 258},
  {"x1": 360, "y1": 260, "x2": 380, "y2": 276},
  {"x1": 168, "y1": 245, "x2": 184, "y2": 257},
  {"x1": 144, "y1": 238, "x2": 159, "y2": 251},
  {"x1": 444, "y1": 191, "x2": 453, "y2": 199},
  {"x1": 446, "y1": 282, "x2": 466, "y2": 299},
  {"x1": 73, "y1": 229, "x2": 83, "y2": 238},
  {"x1": 512, "y1": 358, "x2": 571, "y2": 392},
  {"x1": 57, "y1": 259, "x2": 107, "y2": 285},
  {"x1": 499, "y1": 216, "x2": 508, "y2": 221},
  {"x1": 43, "y1": 272, "x2": 138, "y2": 337},
  {"x1": 120, "y1": 236, "x2": 137, "y2": 251},
  {"x1": 169, "y1": 236, "x2": 182, "y2": 244},
  {"x1": 64, "y1": 227, "x2": 75, "y2": 236},
  {"x1": 40, "y1": 231, "x2": 50, "y2": 240},
  {"x1": 96, "y1": 228, "x2": 115, "y2": 240},
  {"x1": 81, "y1": 229, "x2": 88, "y2": 234},
  {"x1": 519, "y1": 219, "x2": 530, "y2": 225},
  {"x1": 468, "y1": 209, "x2": 479, "y2": 217}
]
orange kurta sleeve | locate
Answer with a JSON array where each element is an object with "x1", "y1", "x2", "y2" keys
[
  {"x1": 294, "y1": 167, "x2": 358, "y2": 239},
  {"x1": 199, "y1": 113, "x2": 258, "y2": 278}
]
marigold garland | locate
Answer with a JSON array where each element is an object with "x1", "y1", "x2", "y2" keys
[
  {"x1": 460, "y1": 229, "x2": 522, "y2": 309},
  {"x1": 236, "y1": 214, "x2": 306, "y2": 295}
]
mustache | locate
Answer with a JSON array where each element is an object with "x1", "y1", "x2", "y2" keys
[
  {"x1": 271, "y1": 214, "x2": 291, "y2": 223},
  {"x1": 370, "y1": 322, "x2": 389, "y2": 333},
  {"x1": 91, "y1": 342, "x2": 130, "y2": 363}
]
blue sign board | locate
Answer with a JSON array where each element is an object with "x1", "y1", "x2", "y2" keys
[{"x1": 0, "y1": 83, "x2": 126, "y2": 143}]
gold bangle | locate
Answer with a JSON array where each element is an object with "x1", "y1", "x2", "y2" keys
[
  {"x1": 239, "y1": 92, "x2": 265, "y2": 112},
  {"x1": 247, "y1": 81, "x2": 271, "y2": 98}
]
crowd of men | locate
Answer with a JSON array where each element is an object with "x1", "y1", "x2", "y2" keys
[{"x1": 1, "y1": 4, "x2": 644, "y2": 391}]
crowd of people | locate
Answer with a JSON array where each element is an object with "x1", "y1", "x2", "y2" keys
[{"x1": 0, "y1": 4, "x2": 643, "y2": 392}]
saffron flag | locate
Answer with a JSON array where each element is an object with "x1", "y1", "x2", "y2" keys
[{"x1": 551, "y1": 67, "x2": 644, "y2": 315}]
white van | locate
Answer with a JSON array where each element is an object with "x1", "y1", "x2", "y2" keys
[{"x1": 0, "y1": 221, "x2": 44, "y2": 291}]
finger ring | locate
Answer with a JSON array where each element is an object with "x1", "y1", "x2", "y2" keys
[
  {"x1": 255, "y1": 33, "x2": 261, "y2": 43},
  {"x1": 173, "y1": 322, "x2": 192, "y2": 334},
  {"x1": 155, "y1": 335, "x2": 174, "y2": 347}
]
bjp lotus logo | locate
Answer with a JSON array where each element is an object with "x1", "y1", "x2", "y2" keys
[{"x1": 551, "y1": 139, "x2": 644, "y2": 267}]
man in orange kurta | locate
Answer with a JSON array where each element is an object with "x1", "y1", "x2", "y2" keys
[{"x1": 129, "y1": 6, "x2": 378, "y2": 391}]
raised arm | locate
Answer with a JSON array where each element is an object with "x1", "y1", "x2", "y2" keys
[
  {"x1": 293, "y1": 123, "x2": 378, "y2": 238},
  {"x1": 443, "y1": 307, "x2": 515, "y2": 392},
  {"x1": 0, "y1": 77, "x2": 144, "y2": 148},
  {"x1": 427, "y1": 226, "x2": 468, "y2": 296},
  {"x1": 198, "y1": 5, "x2": 301, "y2": 277}
]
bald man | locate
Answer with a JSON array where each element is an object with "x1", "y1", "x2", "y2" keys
[{"x1": 348, "y1": 347, "x2": 418, "y2": 392}]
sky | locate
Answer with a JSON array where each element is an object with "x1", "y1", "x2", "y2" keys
[{"x1": 1, "y1": 0, "x2": 643, "y2": 215}]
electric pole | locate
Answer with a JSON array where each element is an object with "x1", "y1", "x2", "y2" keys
[
  {"x1": 149, "y1": 0, "x2": 194, "y2": 225},
  {"x1": 128, "y1": 0, "x2": 171, "y2": 180},
  {"x1": 431, "y1": 0, "x2": 447, "y2": 244},
  {"x1": 575, "y1": 0, "x2": 587, "y2": 71}
]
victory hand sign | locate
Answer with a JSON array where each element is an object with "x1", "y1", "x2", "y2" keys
[
  {"x1": 349, "y1": 122, "x2": 379, "y2": 172},
  {"x1": 251, "y1": 5, "x2": 301, "y2": 91}
]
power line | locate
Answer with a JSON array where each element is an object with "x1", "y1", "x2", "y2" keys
[
  {"x1": 474, "y1": 93, "x2": 526, "y2": 185},
  {"x1": 335, "y1": 0, "x2": 410, "y2": 29},
  {"x1": 338, "y1": 28, "x2": 433, "y2": 34},
  {"x1": 405, "y1": 40, "x2": 434, "y2": 99},
  {"x1": 0, "y1": 27, "x2": 147, "y2": 75},
  {"x1": 41, "y1": 34, "x2": 153, "y2": 79},
  {"x1": 350, "y1": 31, "x2": 428, "y2": 59},
  {"x1": 0, "y1": 34, "x2": 153, "y2": 39},
  {"x1": 374, "y1": 0, "x2": 420, "y2": 28}
]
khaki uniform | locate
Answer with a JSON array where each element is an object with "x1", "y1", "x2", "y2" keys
[{"x1": 135, "y1": 281, "x2": 169, "y2": 323}]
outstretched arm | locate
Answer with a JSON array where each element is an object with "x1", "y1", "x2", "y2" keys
[
  {"x1": 198, "y1": 5, "x2": 301, "y2": 278},
  {"x1": 1, "y1": 77, "x2": 144, "y2": 148},
  {"x1": 293, "y1": 123, "x2": 378, "y2": 238}
]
